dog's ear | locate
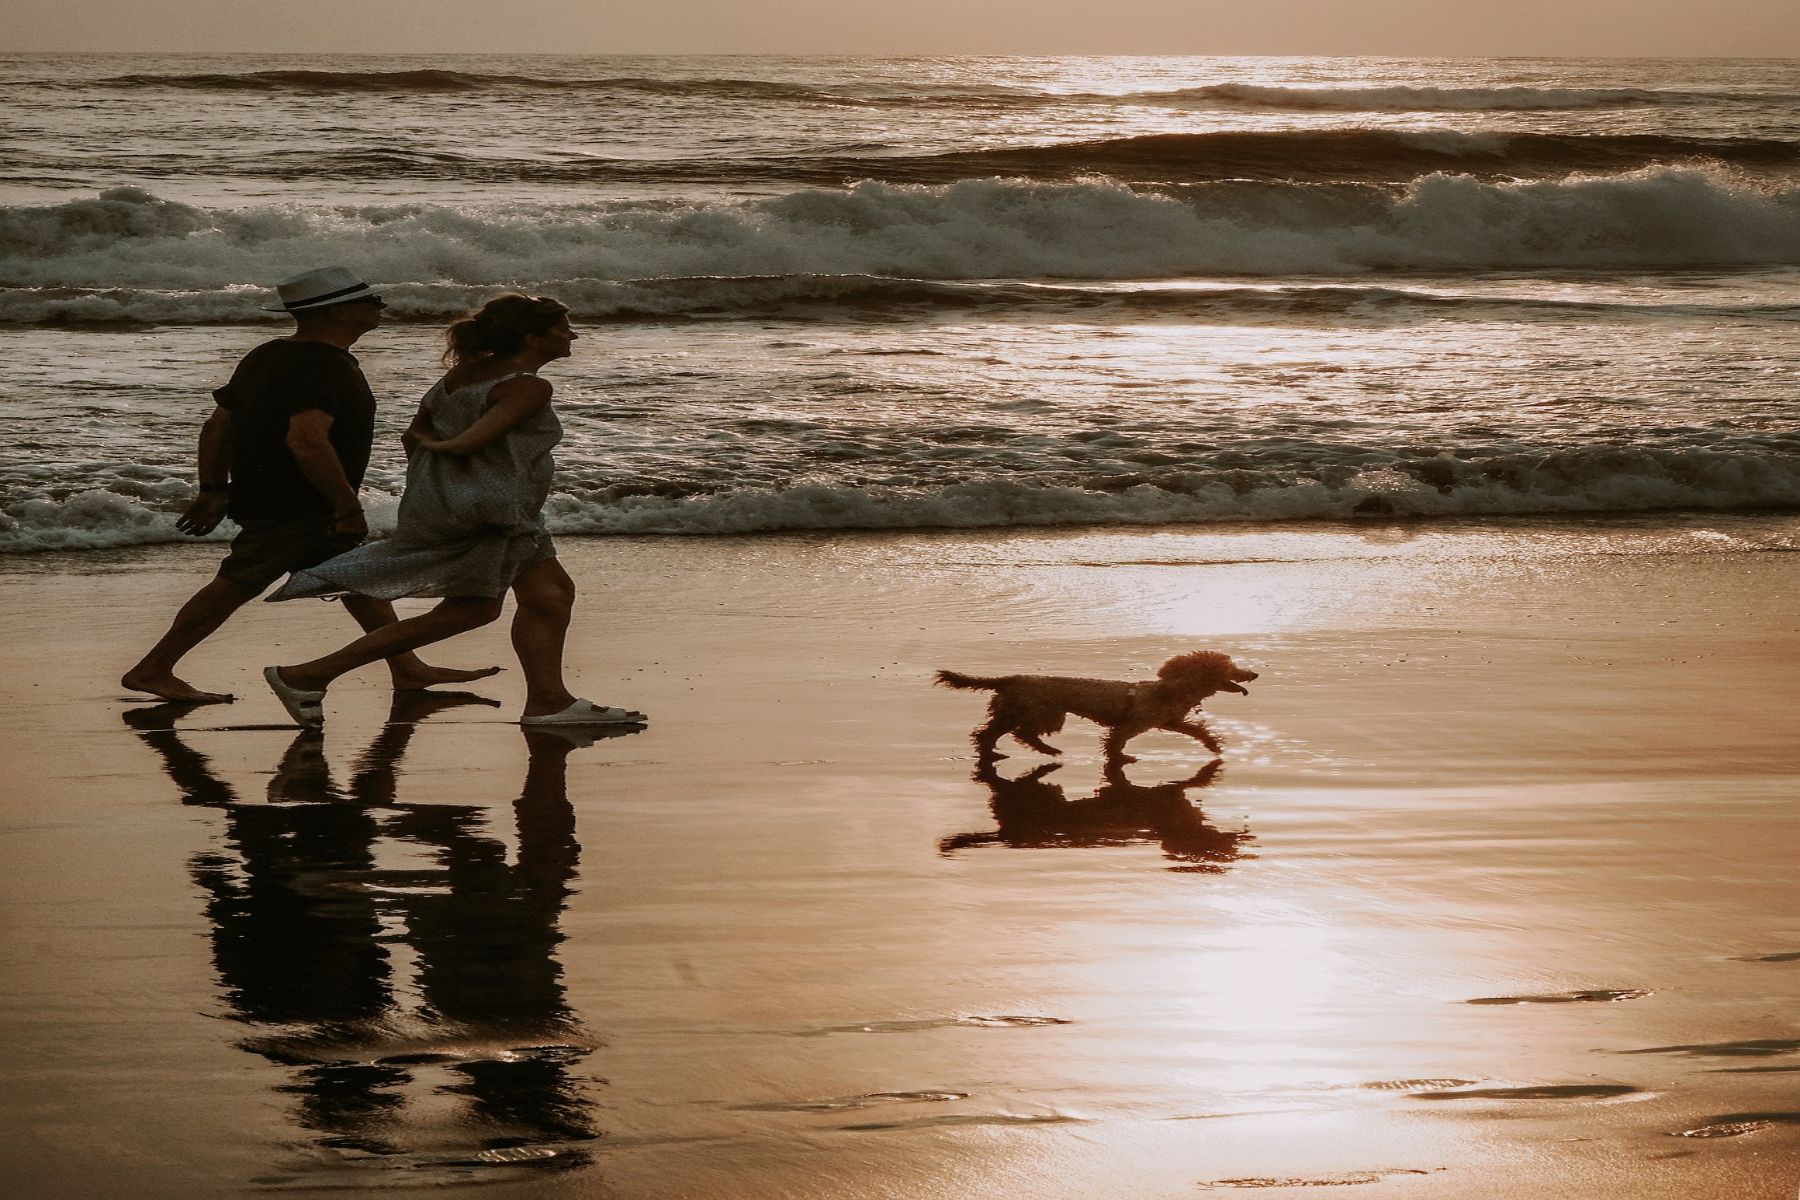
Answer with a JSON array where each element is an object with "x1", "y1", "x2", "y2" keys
[{"x1": 1157, "y1": 651, "x2": 1229, "y2": 680}]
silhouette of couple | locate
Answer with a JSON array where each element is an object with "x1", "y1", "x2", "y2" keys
[
  {"x1": 123, "y1": 268, "x2": 643, "y2": 732},
  {"x1": 122, "y1": 691, "x2": 629, "y2": 1176}
]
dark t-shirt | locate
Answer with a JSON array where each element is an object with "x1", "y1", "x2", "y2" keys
[{"x1": 214, "y1": 340, "x2": 377, "y2": 521}]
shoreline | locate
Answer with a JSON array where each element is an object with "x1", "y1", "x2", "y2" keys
[
  {"x1": 2, "y1": 519, "x2": 1797, "y2": 1197},
  {"x1": 5, "y1": 505, "x2": 1797, "y2": 566}
]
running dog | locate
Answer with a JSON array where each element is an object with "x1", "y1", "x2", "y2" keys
[{"x1": 935, "y1": 651, "x2": 1258, "y2": 766}]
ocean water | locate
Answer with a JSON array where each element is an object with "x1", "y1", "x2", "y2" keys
[{"x1": 2, "y1": 53, "x2": 1798, "y2": 552}]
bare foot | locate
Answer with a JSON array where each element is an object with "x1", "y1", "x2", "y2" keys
[
  {"x1": 391, "y1": 663, "x2": 503, "y2": 691},
  {"x1": 121, "y1": 671, "x2": 234, "y2": 704}
]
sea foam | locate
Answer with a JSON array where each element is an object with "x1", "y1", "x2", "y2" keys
[
  {"x1": 45, "y1": 129, "x2": 1794, "y2": 188},
  {"x1": 7, "y1": 444, "x2": 1796, "y2": 553},
  {"x1": 4, "y1": 172, "x2": 1798, "y2": 325}
]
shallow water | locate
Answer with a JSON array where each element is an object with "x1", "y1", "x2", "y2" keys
[
  {"x1": 4, "y1": 303, "x2": 1798, "y2": 552},
  {"x1": 3, "y1": 519, "x2": 1797, "y2": 1196}
]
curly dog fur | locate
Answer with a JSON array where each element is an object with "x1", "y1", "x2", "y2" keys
[{"x1": 935, "y1": 650, "x2": 1258, "y2": 766}]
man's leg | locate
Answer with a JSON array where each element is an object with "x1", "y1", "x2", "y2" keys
[
  {"x1": 122, "y1": 575, "x2": 261, "y2": 702},
  {"x1": 338, "y1": 595, "x2": 503, "y2": 690}
]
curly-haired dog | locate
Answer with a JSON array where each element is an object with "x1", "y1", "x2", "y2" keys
[{"x1": 935, "y1": 651, "x2": 1257, "y2": 766}]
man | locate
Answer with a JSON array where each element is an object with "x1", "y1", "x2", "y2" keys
[{"x1": 122, "y1": 266, "x2": 495, "y2": 703}]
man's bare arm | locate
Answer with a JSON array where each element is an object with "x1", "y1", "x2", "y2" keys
[
  {"x1": 285, "y1": 409, "x2": 367, "y2": 538},
  {"x1": 176, "y1": 406, "x2": 233, "y2": 536}
]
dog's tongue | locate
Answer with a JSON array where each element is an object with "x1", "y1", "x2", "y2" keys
[{"x1": 1223, "y1": 682, "x2": 1249, "y2": 694}]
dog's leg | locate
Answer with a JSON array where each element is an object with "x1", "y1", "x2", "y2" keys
[
  {"x1": 1164, "y1": 719, "x2": 1223, "y2": 755},
  {"x1": 1181, "y1": 759, "x2": 1224, "y2": 788},
  {"x1": 939, "y1": 831, "x2": 1001, "y2": 853},
  {"x1": 972, "y1": 714, "x2": 1009, "y2": 760},
  {"x1": 1005, "y1": 706, "x2": 1063, "y2": 756},
  {"x1": 1100, "y1": 728, "x2": 1139, "y2": 766}
]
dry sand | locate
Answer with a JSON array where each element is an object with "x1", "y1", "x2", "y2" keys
[{"x1": 1, "y1": 515, "x2": 1797, "y2": 1198}]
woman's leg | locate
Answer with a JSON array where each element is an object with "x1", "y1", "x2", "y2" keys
[
  {"x1": 338, "y1": 594, "x2": 503, "y2": 690},
  {"x1": 275, "y1": 596, "x2": 503, "y2": 693},
  {"x1": 510, "y1": 558, "x2": 578, "y2": 718}
]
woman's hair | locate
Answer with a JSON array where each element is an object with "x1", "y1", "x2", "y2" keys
[{"x1": 443, "y1": 293, "x2": 570, "y2": 366}]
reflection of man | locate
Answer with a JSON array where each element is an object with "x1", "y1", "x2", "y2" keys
[
  {"x1": 122, "y1": 266, "x2": 493, "y2": 703},
  {"x1": 121, "y1": 702, "x2": 623, "y2": 1165}
]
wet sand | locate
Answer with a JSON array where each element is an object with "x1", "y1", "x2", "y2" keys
[{"x1": 2, "y1": 515, "x2": 1798, "y2": 1198}]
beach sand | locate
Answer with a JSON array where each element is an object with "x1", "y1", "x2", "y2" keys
[{"x1": 2, "y1": 515, "x2": 1797, "y2": 1198}]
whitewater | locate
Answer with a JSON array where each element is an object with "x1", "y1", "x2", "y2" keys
[{"x1": 1, "y1": 53, "x2": 1797, "y2": 552}]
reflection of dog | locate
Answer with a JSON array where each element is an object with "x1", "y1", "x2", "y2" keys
[
  {"x1": 935, "y1": 651, "x2": 1258, "y2": 765},
  {"x1": 939, "y1": 760, "x2": 1253, "y2": 871}
]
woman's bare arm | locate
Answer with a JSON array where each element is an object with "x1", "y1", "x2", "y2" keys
[
  {"x1": 415, "y1": 377, "x2": 552, "y2": 456},
  {"x1": 401, "y1": 401, "x2": 436, "y2": 458}
]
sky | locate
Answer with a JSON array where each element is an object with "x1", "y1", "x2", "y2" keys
[{"x1": 5, "y1": 0, "x2": 1798, "y2": 57}]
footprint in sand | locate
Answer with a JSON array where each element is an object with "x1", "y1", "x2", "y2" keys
[
  {"x1": 1412, "y1": 1084, "x2": 1642, "y2": 1101},
  {"x1": 1197, "y1": 1169, "x2": 1433, "y2": 1189},
  {"x1": 1464, "y1": 989, "x2": 1649, "y2": 1005},
  {"x1": 465, "y1": 1147, "x2": 565, "y2": 1165},
  {"x1": 1677, "y1": 1112, "x2": 1800, "y2": 1138},
  {"x1": 792, "y1": 1014, "x2": 1072, "y2": 1037},
  {"x1": 1626, "y1": 1038, "x2": 1800, "y2": 1059},
  {"x1": 1730, "y1": 951, "x2": 1800, "y2": 963},
  {"x1": 734, "y1": 1090, "x2": 969, "y2": 1113},
  {"x1": 837, "y1": 1112, "x2": 1078, "y2": 1132}
]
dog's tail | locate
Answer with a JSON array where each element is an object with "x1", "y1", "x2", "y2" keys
[{"x1": 934, "y1": 669, "x2": 1006, "y2": 692}]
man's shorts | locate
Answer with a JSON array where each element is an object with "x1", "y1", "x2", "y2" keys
[{"x1": 217, "y1": 516, "x2": 363, "y2": 592}]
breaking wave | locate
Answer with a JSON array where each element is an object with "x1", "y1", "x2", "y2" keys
[
  {"x1": 7, "y1": 442, "x2": 1797, "y2": 552},
  {"x1": 4, "y1": 173, "x2": 1799, "y2": 325},
  {"x1": 26, "y1": 129, "x2": 1798, "y2": 187},
  {"x1": 7, "y1": 275, "x2": 1795, "y2": 327},
  {"x1": 878, "y1": 130, "x2": 1800, "y2": 185}
]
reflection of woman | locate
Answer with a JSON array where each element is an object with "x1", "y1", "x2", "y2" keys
[
  {"x1": 121, "y1": 699, "x2": 611, "y2": 1164},
  {"x1": 264, "y1": 295, "x2": 643, "y2": 728}
]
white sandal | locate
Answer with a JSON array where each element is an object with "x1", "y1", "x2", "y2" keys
[
  {"x1": 264, "y1": 666, "x2": 325, "y2": 727},
  {"x1": 520, "y1": 699, "x2": 646, "y2": 727}
]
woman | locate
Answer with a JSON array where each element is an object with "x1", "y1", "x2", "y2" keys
[{"x1": 263, "y1": 294, "x2": 643, "y2": 728}]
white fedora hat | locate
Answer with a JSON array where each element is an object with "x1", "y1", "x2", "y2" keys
[{"x1": 264, "y1": 265, "x2": 381, "y2": 312}]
